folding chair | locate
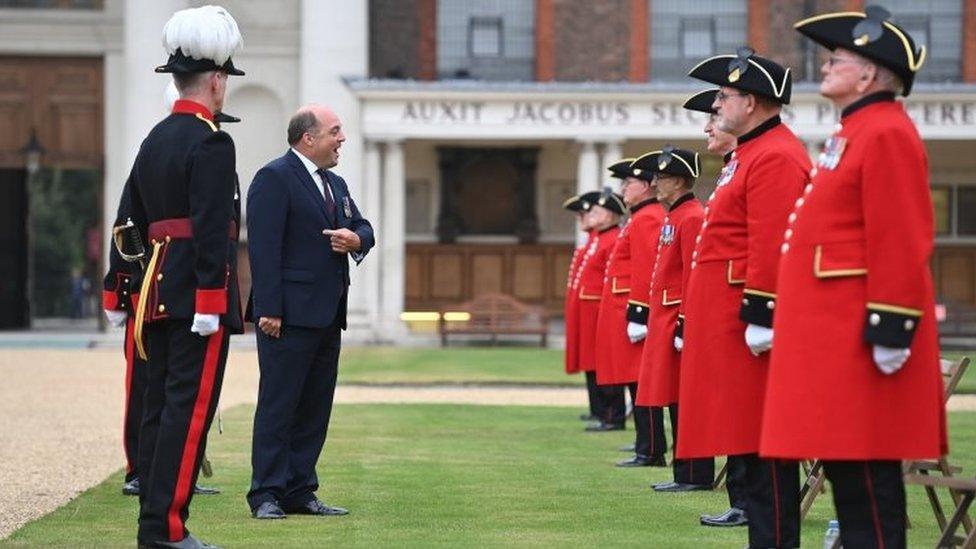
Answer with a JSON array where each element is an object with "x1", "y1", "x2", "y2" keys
[
  {"x1": 713, "y1": 460, "x2": 728, "y2": 491},
  {"x1": 903, "y1": 473, "x2": 976, "y2": 548}
]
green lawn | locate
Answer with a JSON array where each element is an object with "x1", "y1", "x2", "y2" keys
[
  {"x1": 5, "y1": 404, "x2": 974, "y2": 548},
  {"x1": 336, "y1": 347, "x2": 579, "y2": 386},
  {"x1": 942, "y1": 351, "x2": 976, "y2": 394}
]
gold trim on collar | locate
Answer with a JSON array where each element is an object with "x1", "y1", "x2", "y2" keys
[
  {"x1": 813, "y1": 245, "x2": 868, "y2": 279},
  {"x1": 867, "y1": 302, "x2": 923, "y2": 317}
]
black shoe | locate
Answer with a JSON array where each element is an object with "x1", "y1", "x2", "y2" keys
[
  {"x1": 193, "y1": 484, "x2": 221, "y2": 495},
  {"x1": 283, "y1": 498, "x2": 349, "y2": 516},
  {"x1": 585, "y1": 422, "x2": 625, "y2": 432},
  {"x1": 700, "y1": 507, "x2": 748, "y2": 527},
  {"x1": 647, "y1": 455, "x2": 668, "y2": 467},
  {"x1": 579, "y1": 413, "x2": 598, "y2": 421},
  {"x1": 122, "y1": 478, "x2": 140, "y2": 496},
  {"x1": 138, "y1": 534, "x2": 221, "y2": 549},
  {"x1": 618, "y1": 443, "x2": 636, "y2": 452},
  {"x1": 653, "y1": 481, "x2": 712, "y2": 492},
  {"x1": 616, "y1": 455, "x2": 653, "y2": 467},
  {"x1": 251, "y1": 501, "x2": 286, "y2": 520}
]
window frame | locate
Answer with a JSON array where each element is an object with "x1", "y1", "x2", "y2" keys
[{"x1": 467, "y1": 15, "x2": 505, "y2": 59}]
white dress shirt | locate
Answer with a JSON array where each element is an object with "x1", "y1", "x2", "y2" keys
[{"x1": 291, "y1": 147, "x2": 334, "y2": 202}]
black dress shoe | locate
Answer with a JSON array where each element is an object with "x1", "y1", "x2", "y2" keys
[
  {"x1": 283, "y1": 498, "x2": 349, "y2": 516},
  {"x1": 579, "y1": 413, "x2": 598, "y2": 421},
  {"x1": 123, "y1": 478, "x2": 140, "y2": 496},
  {"x1": 616, "y1": 455, "x2": 653, "y2": 467},
  {"x1": 193, "y1": 484, "x2": 221, "y2": 495},
  {"x1": 585, "y1": 422, "x2": 625, "y2": 432},
  {"x1": 652, "y1": 481, "x2": 712, "y2": 492},
  {"x1": 700, "y1": 507, "x2": 748, "y2": 527},
  {"x1": 647, "y1": 455, "x2": 668, "y2": 467},
  {"x1": 138, "y1": 534, "x2": 221, "y2": 549},
  {"x1": 252, "y1": 501, "x2": 286, "y2": 520}
]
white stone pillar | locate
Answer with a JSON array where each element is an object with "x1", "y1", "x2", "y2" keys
[
  {"x1": 380, "y1": 139, "x2": 406, "y2": 338},
  {"x1": 102, "y1": 50, "x2": 126, "y2": 271},
  {"x1": 362, "y1": 139, "x2": 383, "y2": 336},
  {"x1": 576, "y1": 140, "x2": 599, "y2": 195},
  {"x1": 599, "y1": 140, "x2": 624, "y2": 186}
]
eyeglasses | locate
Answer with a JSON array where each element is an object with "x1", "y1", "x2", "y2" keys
[
  {"x1": 825, "y1": 55, "x2": 866, "y2": 68},
  {"x1": 715, "y1": 91, "x2": 749, "y2": 103}
]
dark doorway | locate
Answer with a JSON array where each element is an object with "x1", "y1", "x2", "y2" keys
[{"x1": 0, "y1": 169, "x2": 28, "y2": 329}]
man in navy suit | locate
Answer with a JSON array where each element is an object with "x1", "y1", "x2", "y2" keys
[{"x1": 245, "y1": 104, "x2": 374, "y2": 519}]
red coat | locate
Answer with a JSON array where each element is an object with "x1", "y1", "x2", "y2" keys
[
  {"x1": 677, "y1": 119, "x2": 810, "y2": 458},
  {"x1": 636, "y1": 195, "x2": 703, "y2": 406},
  {"x1": 564, "y1": 231, "x2": 595, "y2": 374},
  {"x1": 760, "y1": 97, "x2": 946, "y2": 461},
  {"x1": 595, "y1": 199, "x2": 665, "y2": 386},
  {"x1": 577, "y1": 226, "x2": 620, "y2": 372}
]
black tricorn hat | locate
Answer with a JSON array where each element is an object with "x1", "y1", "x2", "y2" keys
[
  {"x1": 607, "y1": 158, "x2": 637, "y2": 180},
  {"x1": 214, "y1": 111, "x2": 241, "y2": 124},
  {"x1": 562, "y1": 195, "x2": 586, "y2": 212},
  {"x1": 688, "y1": 47, "x2": 792, "y2": 104},
  {"x1": 581, "y1": 188, "x2": 627, "y2": 216},
  {"x1": 794, "y1": 5, "x2": 925, "y2": 96},
  {"x1": 683, "y1": 89, "x2": 719, "y2": 114},
  {"x1": 155, "y1": 48, "x2": 245, "y2": 75},
  {"x1": 631, "y1": 146, "x2": 701, "y2": 180}
]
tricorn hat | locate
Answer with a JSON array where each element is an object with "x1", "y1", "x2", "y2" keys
[
  {"x1": 683, "y1": 89, "x2": 719, "y2": 114},
  {"x1": 688, "y1": 47, "x2": 792, "y2": 104},
  {"x1": 631, "y1": 146, "x2": 701, "y2": 180},
  {"x1": 155, "y1": 5, "x2": 245, "y2": 75},
  {"x1": 607, "y1": 158, "x2": 637, "y2": 180},
  {"x1": 562, "y1": 195, "x2": 587, "y2": 213},
  {"x1": 581, "y1": 188, "x2": 627, "y2": 216},
  {"x1": 794, "y1": 5, "x2": 925, "y2": 96}
]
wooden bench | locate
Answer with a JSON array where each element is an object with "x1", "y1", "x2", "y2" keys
[{"x1": 438, "y1": 293, "x2": 549, "y2": 347}]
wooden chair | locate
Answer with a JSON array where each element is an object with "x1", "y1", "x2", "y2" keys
[
  {"x1": 438, "y1": 293, "x2": 548, "y2": 347},
  {"x1": 903, "y1": 473, "x2": 976, "y2": 548},
  {"x1": 799, "y1": 356, "x2": 970, "y2": 522}
]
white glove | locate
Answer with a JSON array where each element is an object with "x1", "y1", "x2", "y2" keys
[
  {"x1": 104, "y1": 309, "x2": 127, "y2": 328},
  {"x1": 745, "y1": 324, "x2": 773, "y2": 356},
  {"x1": 873, "y1": 345, "x2": 911, "y2": 375},
  {"x1": 627, "y1": 322, "x2": 647, "y2": 343},
  {"x1": 190, "y1": 313, "x2": 220, "y2": 336},
  {"x1": 674, "y1": 336, "x2": 684, "y2": 352}
]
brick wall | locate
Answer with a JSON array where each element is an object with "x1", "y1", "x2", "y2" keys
[
  {"x1": 369, "y1": 0, "x2": 422, "y2": 79},
  {"x1": 550, "y1": 0, "x2": 631, "y2": 81}
]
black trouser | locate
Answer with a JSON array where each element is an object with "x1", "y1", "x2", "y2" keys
[
  {"x1": 668, "y1": 403, "x2": 714, "y2": 484},
  {"x1": 247, "y1": 320, "x2": 341, "y2": 511},
  {"x1": 627, "y1": 383, "x2": 665, "y2": 458},
  {"x1": 742, "y1": 453, "x2": 800, "y2": 548},
  {"x1": 123, "y1": 318, "x2": 147, "y2": 483},
  {"x1": 601, "y1": 383, "x2": 627, "y2": 427},
  {"x1": 726, "y1": 454, "x2": 749, "y2": 510},
  {"x1": 584, "y1": 370, "x2": 603, "y2": 418},
  {"x1": 138, "y1": 321, "x2": 229, "y2": 544},
  {"x1": 823, "y1": 460, "x2": 906, "y2": 549}
]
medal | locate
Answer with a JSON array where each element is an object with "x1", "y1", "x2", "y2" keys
[
  {"x1": 818, "y1": 136, "x2": 848, "y2": 170},
  {"x1": 716, "y1": 159, "x2": 738, "y2": 187},
  {"x1": 660, "y1": 224, "x2": 675, "y2": 245},
  {"x1": 342, "y1": 197, "x2": 352, "y2": 217}
]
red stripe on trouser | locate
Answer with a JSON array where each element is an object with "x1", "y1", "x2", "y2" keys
[
  {"x1": 123, "y1": 318, "x2": 135, "y2": 474},
  {"x1": 771, "y1": 461, "x2": 781, "y2": 547},
  {"x1": 864, "y1": 462, "x2": 885, "y2": 549},
  {"x1": 166, "y1": 327, "x2": 224, "y2": 541}
]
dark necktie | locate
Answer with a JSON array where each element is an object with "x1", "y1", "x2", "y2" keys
[{"x1": 316, "y1": 168, "x2": 337, "y2": 218}]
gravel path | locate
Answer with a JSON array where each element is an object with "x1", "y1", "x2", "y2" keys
[{"x1": 0, "y1": 348, "x2": 973, "y2": 539}]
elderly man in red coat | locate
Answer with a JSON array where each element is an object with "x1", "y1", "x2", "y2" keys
[
  {"x1": 760, "y1": 8, "x2": 944, "y2": 549},
  {"x1": 593, "y1": 159, "x2": 667, "y2": 469},
  {"x1": 680, "y1": 48, "x2": 810, "y2": 548}
]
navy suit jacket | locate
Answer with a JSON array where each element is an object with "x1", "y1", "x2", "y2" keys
[{"x1": 246, "y1": 149, "x2": 374, "y2": 329}]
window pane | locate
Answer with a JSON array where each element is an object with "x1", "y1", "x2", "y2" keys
[
  {"x1": 957, "y1": 187, "x2": 976, "y2": 235},
  {"x1": 682, "y1": 19, "x2": 714, "y2": 57},
  {"x1": 931, "y1": 186, "x2": 951, "y2": 236},
  {"x1": 885, "y1": 0, "x2": 961, "y2": 83},
  {"x1": 650, "y1": 0, "x2": 747, "y2": 81},
  {"x1": 437, "y1": 0, "x2": 534, "y2": 81},
  {"x1": 470, "y1": 18, "x2": 502, "y2": 57}
]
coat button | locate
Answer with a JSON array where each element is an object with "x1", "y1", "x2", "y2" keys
[
  {"x1": 805, "y1": 184, "x2": 813, "y2": 194},
  {"x1": 780, "y1": 243, "x2": 790, "y2": 254},
  {"x1": 636, "y1": 306, "x2": 643, "y2": 313},
  {"x1": 869, "y1": 313, "x2": 881, "y2": 326},
  {"x1": 766, "y1": 300, "x2": 775, "y2": 310},
  {"x1": 158, "y1": 304, "x2": 166, "y2": 313},
  {"x1": 788, "y1": 213, "x2": 797, "y2": 223},
  {"x1": 165, "y1": 235, "x2": 171, "y2": 243},
  {"x1": 784, "y1": 229, "x2": 793, "y2": 239},
  {"x1": 150, "y1": 239, "x2": 158, "y2": 245},
  {"x1": 742, "y1": 298, "x2": 749, "y2": 306},
  {"x1": 157, "y1": 273, "x2": 164, "y2": 281},
  {"x1": 904, "y1": 319, "x2": 915, "y2": 331},
  {"x1": 795, "y1": 197, "x2": 805, "y2": 208},
  {"x1": 691, "y1": 261, "x2": 696, "y2": 269}
]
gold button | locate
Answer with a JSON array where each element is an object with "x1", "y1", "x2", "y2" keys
[
  {"x1": 158, "y1": 304, "x2": 166, "y2": 313},
  {"x1": 157, "y1": 273, "x2": 164, "y2": 281},
  {"x1": 869, "y1": 313, "x2": 881, "y2": 326}
]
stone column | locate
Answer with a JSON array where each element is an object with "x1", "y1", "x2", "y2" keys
[
  {"x1": 380, "y1": 139, "x2": 406, "y2": 338},
  {"x1": 599, "y1": 140, "x2": 624, "y2": 186},
  {"x1": 576, "y1": 140, "x2": 599, "y2": 195},
  {"x1": 362, "y1": 140, "x2": 383, "y2": 335}
]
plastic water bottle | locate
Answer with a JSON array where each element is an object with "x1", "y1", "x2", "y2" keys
[{"x1": 823, "y1": 519, "x2": 841, "y2": 549}]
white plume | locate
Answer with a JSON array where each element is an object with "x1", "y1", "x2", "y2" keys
[
  {"x1": 163, "y1": 81, "x2": 179, "y2": 111},
  {"x1": 162, "y1": 5, "x2": 243, "y2": 65}
]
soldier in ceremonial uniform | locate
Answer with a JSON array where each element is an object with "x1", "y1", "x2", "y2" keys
[
  {"x1": 110, "y1": 6, "x2": 245, "y2": 548},
  {"x1": 760, "y1": 8, "x2": 943, "y2": 548},
  {"x1": 631, "y1": 146, "x2": 714, "y2": 492},
  {"x1": 680, "y1": 48, "x2": 810, "y2": 548},
  {"x1": 561, "y1": 195, "x2": 602, "y2": 421},
  {"x1": 576, "y1": 184, "x2": 627, "y2": 431},
  {"x1": 680, "y1": 89, "x2": 750, "y2": 528},
  {"x1": 593, "y1": 158, "x2": 667, "y2": 469}
]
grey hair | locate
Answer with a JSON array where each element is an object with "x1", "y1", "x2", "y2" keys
[
  {"x1": 873, "y1": 64, "x2": 905, "y2": 95},
  {"x1": 287, "y1": 110, "x2": 319, "y2": 146}
]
